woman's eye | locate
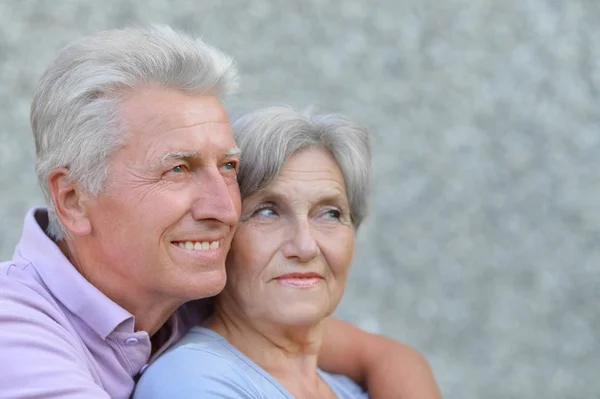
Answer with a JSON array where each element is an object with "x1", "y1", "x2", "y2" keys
[
  {"x1": 323, "y1": 209, "x2": 341, "y2": 219},
  {"x1": 257, "y1": 208, "x2": 276, "y2": 216},
  {"x1": 253, "y1": 205, "x2": 277, "y2": 217}
]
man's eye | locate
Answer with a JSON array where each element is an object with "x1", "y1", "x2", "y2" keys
[
  {"x1": 171, "y1": 165, "x2": 184, "y2": 173},
  {"x1": 223, "y1": 161, "x2": 237, "y2": 171}
]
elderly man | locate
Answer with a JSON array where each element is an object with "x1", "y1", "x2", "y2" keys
[{"x1": 0, "y1": 26, "x2": 440, "y2": 399}]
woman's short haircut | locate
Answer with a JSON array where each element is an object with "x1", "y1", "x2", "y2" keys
[{"x1": 232, "y1": 106, "x2": 371, "y2": 228}]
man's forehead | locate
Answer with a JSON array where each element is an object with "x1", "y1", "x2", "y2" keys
[
  {"x1": 144, "y1": 108, "x2": 230, "y2": 132},
  {"x1": 120, "y1": 87, "x2": 230, "y2": 130}
]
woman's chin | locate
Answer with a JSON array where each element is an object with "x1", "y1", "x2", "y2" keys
[{"x1": 270, "y1": 303, "x2": 333, "y2": 327}]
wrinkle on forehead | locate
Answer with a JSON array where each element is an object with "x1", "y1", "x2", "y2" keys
[
  {"x1": 263, "y1": 173, "x2": 348, "y2": 207},
  {"x1": 162, "y1": 120, "x2": 230, "y2": 135},
  {"x1": 275, "y1": 165, "x2": 347, "y2": 190},
  {"x1": 277, "y1": 167, "x2": 343, "y2": 181}
]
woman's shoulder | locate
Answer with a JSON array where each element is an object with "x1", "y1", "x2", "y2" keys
[
  {"x1": 134, "y1": 327, "x2": 262, "y2": 398},
  {"x1": 133, "y1": 327, "x2": 293, "y2": 399},
  {"x1": 172, "y1": 325, "x2": 232, "y2": 354},
  {"x1": 319, "y1": 370, "x2": 371, "y2": 399}
]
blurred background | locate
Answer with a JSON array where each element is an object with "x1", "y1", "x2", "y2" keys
[{"x1": 1, "y1": 1, "x2": 598, "y2": 397}]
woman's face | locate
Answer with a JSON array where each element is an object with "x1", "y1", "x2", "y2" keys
[{"x1": 223, "y1": 147, "x2": 355, "y2": 327}]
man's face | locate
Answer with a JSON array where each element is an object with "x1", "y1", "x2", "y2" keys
[{"x1": 84, "y1": 86, "x2": 241, "y2": 302}]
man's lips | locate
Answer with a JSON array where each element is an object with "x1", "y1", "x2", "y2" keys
[
  {"x1": 171, "y1": 232, "x2": 228, "y2": 251},
  {"x1": 171, "y1": 239, "x2": 222, "y2": 251}
]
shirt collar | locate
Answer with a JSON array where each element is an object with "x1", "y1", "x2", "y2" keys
[{"x1": 15, "y1": 207, "x2": 133, "y2": 339}]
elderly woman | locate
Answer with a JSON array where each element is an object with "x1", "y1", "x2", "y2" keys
[{"x1": 135, "y1": 106, "x2": 372, "y2": 398}]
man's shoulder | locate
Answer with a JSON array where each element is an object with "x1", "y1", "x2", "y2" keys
[
  {"x1": 0, "y1": 259, "x2": 66, "y2": 326},
  {"x1": 0, "y1": 258, "x2": 90, "y2": 365},
  {"x1": 0, "y1": 261, "x2": 112, "y2": 399}
]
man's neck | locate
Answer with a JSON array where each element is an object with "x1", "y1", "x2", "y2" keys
[
  {"x1": 57, "y1": 239, "x2": 182, "y2": 336},
  {"x1": 205, "y1": 297, "x2": 328, "y2": 390}
]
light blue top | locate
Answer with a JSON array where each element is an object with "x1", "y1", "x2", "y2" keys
[{"x1": 134, "y1": 326, "x2": 369, "y2": 399}]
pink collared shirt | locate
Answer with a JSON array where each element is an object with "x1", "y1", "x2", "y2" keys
[{"x1": 0, "y1": 208, "x2": 210, "y2": 399}]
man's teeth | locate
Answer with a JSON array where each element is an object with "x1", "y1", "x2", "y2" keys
[{"x1": 177, "y1": 241, "x2": 220, "y2": 251}]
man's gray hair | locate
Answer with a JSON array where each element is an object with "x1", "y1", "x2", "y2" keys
[
  {"x1": 231, "y1": 106, "x2": 371, "y2": 228},
  {"x1": 31, "y1": 25, "x2": 239, "y2": 240}
]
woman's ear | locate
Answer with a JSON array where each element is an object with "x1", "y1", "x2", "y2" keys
[{"x1": 47, "y1": 168, "x2": 93, "y2": 236}]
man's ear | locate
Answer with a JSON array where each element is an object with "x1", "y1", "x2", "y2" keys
[{"x1": 48, "y1": 168, "x2": 93, "y2": 236}]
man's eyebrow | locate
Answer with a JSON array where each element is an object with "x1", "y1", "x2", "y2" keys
[
  {"x1": 225, "y1": 147, "x2": 242, "y2": 158},
  {"x1": 152, "y1": 151, "x2": 198, "y2": 170},
  {"x1": 151, "y1": 148, "x2": 240, "y2": 170}
]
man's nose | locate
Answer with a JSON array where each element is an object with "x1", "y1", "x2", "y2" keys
[
  {"x1": 281, "y1": 219, "x2": 319, "y2": 263},
  {"x1": 190, "y1": 168, "x2": 240, "y2": 226}
]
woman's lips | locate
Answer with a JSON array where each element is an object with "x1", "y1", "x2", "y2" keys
[{"x1": 275, "y1": 272, "x2": 323, "y2": 288}]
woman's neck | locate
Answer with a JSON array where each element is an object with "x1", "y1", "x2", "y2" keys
[{"x1": 205, "y1": 298, "x2": 336, "y2": 398}]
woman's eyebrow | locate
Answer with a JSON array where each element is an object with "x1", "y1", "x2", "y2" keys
[
  {"x1": 258, "y1": 187, "x2": 347, "y2": 207},
  {"x1": 253, "y1": 190, "x2": 287, "y2": 203},
  {"x1": 316, "y1": 194, "x2": 350, "y2": 211}
]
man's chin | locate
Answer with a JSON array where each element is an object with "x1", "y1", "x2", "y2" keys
[{"x1": 176, "y1": 268, "x2": 228, "y2": 300}]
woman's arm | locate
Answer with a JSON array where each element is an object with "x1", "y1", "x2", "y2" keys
[{"x1": 319, "y1": 317, "x2": 442, "y2": 399}]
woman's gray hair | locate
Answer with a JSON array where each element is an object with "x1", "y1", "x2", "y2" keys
[
  {"x1": 232, "y1": 106, "x2": 371, "y2": 228},
  {"x1": 31, "y1": 25, "x2": 239, "y2": 240}
]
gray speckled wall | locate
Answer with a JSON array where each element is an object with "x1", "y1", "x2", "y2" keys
[{"x1": 1, "y1": 1, "x2": 598, "y2": 398}]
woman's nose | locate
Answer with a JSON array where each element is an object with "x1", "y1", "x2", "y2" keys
[{"x1": 281, "y1": 219, "x2": 319, "y2": 263}]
